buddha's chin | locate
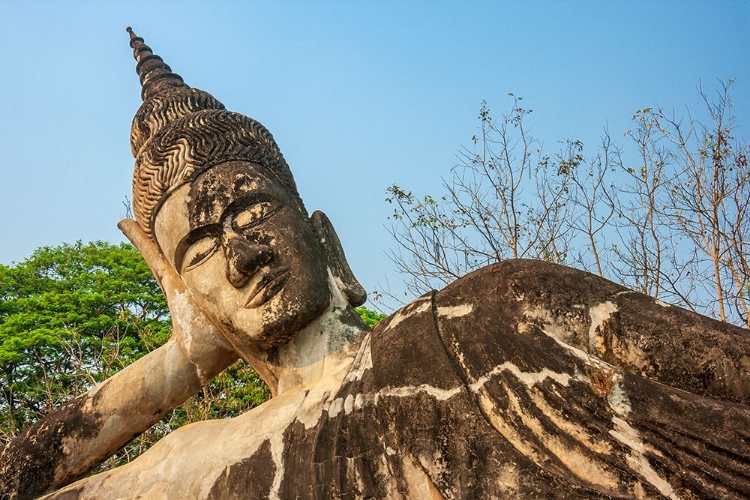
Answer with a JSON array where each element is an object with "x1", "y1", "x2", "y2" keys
[{"x1": 226, "y1": 287, "x2": 332, "y2": 351}]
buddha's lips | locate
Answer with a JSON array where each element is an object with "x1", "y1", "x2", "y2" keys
[{"x1": 244, "y1": 267, "x2": 290, "y2": 308}]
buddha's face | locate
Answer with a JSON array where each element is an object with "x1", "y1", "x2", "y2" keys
[{"x1": 153, "y1": 161, "x2": 332, "y2": 352}]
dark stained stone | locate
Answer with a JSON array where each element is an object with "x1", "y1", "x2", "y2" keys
[
  {"x1": 0, "y1": 394, "x2": 102, "y2": 500},
  {"x1": 207, "y1": 440, "x2": 277, "y2": 499}
]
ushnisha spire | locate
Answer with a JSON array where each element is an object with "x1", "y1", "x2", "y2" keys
[
  {"x1": 127, "y1": 28, "x2": 225, "y2": 158},
  {"x1": 127, "y1": 27, "x2": 188, "y2": 100}
]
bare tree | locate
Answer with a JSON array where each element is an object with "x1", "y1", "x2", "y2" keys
[
  {"x1": 385, "y1": 96, "x2": 578, "y2": 300},
  {"x1": 566, "y1": 132, "x2": 617, "y2": 277},
  {"x1": 383, "y1": 82, "x2": 749, "y2": 328},
  {"x1": 651, "y1": 81, "x2": 750, "y2": 326}
]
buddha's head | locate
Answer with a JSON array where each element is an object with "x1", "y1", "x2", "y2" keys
[{"x1": 126, "y1": 28, "x2": 365, "y2": 353}]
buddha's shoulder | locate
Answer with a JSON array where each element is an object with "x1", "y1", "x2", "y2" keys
[
  {"x1": 372, "y1": 260, "x2": 548, "y2": 337},
  {"x1": 366, "y1": 263, "x2": 526, "y2": 389},
  {"x1": 375, "y1": 259, "x2": 627, "y2": 335},
  {"x1": 367, "y1": 261, "x2": 586, "y2": 383}
]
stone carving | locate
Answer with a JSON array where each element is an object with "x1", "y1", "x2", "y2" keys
[{"x1": 1, "y1": 29, "x2": 749, "y2": 499}]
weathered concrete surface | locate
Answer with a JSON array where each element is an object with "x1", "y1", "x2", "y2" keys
[
  {"x1": 37, "y1": 261, "x2": 750, "y2": 499},
  {"x1": 0, "y1": 338, "x2": 238, "y2": 500}
]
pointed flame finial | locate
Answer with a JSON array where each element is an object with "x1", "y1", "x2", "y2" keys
[{"x1": 126, "y1": 27, "x2": 187, "y2": 100}]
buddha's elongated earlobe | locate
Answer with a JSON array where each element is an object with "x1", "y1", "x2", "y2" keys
[{"x1": 311, "y1": 211, "x2": 367, "y2": 307}]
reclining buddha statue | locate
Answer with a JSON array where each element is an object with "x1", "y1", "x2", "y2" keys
[{"x1": 1, "y1": 28, "x2": 749, "y2": 500}]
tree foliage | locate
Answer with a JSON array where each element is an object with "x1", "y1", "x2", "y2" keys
[
  {"x1": 0, "y1": 241, "x2": 170, "y2": 443},
  {"x1": 355, "y1": 306, "x2": 387, "y2": 327},
  {"x1": 386, "y1": 81, "x2": 749, "y2": 328}
]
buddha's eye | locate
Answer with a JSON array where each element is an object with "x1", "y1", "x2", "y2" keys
[
  {"x1": 232, "y1": 202, "x2": 277, "y2": 231},
  {"x1": 182, "y1": 236, "x2": 219, "y2": 272}
]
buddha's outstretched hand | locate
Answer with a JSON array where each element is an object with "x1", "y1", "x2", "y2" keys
[{"x1": 118, "y1": 219, "x2": 238, "y2": 380}]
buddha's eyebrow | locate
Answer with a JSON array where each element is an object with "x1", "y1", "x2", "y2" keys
[
  {"x1": 221, "y1": 193, "x2": 279, "y2": 216},
  {"x1": 173, "y1": 224, "x2": 220, "y2": 272}
]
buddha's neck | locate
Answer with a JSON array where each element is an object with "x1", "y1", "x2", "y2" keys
[{"x1": 244, "y1": 286, "x2": 370, "y2": 397}]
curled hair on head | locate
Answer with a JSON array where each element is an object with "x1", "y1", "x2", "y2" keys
[
  {"x1": 130, "y1": 87, "x2": 226, "y2": 157},
  {"x1": 133, "y1": 109, "x2": 307, "y2": 236}
]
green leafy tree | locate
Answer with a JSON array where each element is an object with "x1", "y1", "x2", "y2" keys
[
  {"x1": 356, "y1": 306, "x2": 387, "y2": 327},
  {"x1": 0, "y1": 241, "x2": 170, "y2": 444}
]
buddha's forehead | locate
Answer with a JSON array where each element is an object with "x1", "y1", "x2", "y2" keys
[{"x1": 188, "y1": 161, "x2": 286, "y2": 229}]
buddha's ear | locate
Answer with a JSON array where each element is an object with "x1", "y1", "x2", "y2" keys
[{"x1": 311, "y1": 210, "x2": 367, "y2": 307}]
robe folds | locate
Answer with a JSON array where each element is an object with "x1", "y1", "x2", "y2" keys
[{"x1": 45, "y1": 260, "x2": 750, "y2": 499}]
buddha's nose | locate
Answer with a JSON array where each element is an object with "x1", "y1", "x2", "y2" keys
[{"x1": 222, "y1": 233, "x2": 274, "y2": 288}]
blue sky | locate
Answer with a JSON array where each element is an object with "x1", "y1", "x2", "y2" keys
[{"x1": 1, "y1": 1, "x2": 748, "y2": 310}]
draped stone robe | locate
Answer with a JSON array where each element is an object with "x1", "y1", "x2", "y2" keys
[{"x1": 44, "y1": 260, "x2": 750, "y2": 499}]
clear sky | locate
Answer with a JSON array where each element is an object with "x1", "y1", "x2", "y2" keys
[{"x1": 1, "y1": 1, "x2": 748, "y2": 310}]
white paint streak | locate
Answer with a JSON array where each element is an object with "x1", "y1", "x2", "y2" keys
[
  {"x1": 322, "y1": 382, "x2": 464, "y2": 422},
  {"x1": 522, "y1": 305, "x2": 577, "y2": 346},
  {"x1": 378, "y1": 384, "x2": 462, "y2": 401},
  {"x1": 609, "y1": 417, "x2": 678, "y2": 499},
  {"x1": 268, "y1": 432, "x2": 286, "y2": 500},
  {"x1": 538, "y1": 325, "x2": 614, "y2": 370},
  {"x1": 382, "y1": 298, "x2": 431, "y2": 331},
  {"x1": 436, "y1": 303, "x2": 473, "y2": 318},
  {"x1": 327, "y1": 397, "x2": 344, "y2": 419},
  {"x1": 599, "y1": 352, "x2": 676, "y2": 496},
  {"x1": 343, "y1": 332, "x2": 372, "y2": 383},
  {"x1": 343, "y1": 394, "x2": 354, "y2": 414},
  {"x1": 469, "y1": 362, "x2": 572, "y2": 391},
  {"x1": 588, "y1": 301, "x2": 618, "y2": 353},
  {"x1": 606, "y1": 373, "x2": 631, "y2": 417}
]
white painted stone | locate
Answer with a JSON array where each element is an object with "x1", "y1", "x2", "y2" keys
[
  {"x1": 382, "y1": 297, "x2": 431, "y2": 331},
  {"x1": 588, "y1": 301, "x2": 618, "y2": 353},
  {"x1": 609, "y1": 417, "x2": 678, "y2": 499},
  {"x1": 469, "y1": 362, "x2": 572, "y2": 391},
  {"x1": 437, "y1": 303, "x2": 473, "y2": 318}
]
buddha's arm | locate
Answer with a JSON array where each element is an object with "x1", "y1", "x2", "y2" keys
[
  {"x1": 0, "y1": 220, "x2": 239, "y2": 499},
  {"x1": 0, "y1": 334, "x2": 237, "y2": 499}
]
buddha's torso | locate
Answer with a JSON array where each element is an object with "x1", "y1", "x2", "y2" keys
[{"x1": 44, "y1": 262, "x2": 750, "y2": 499}]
